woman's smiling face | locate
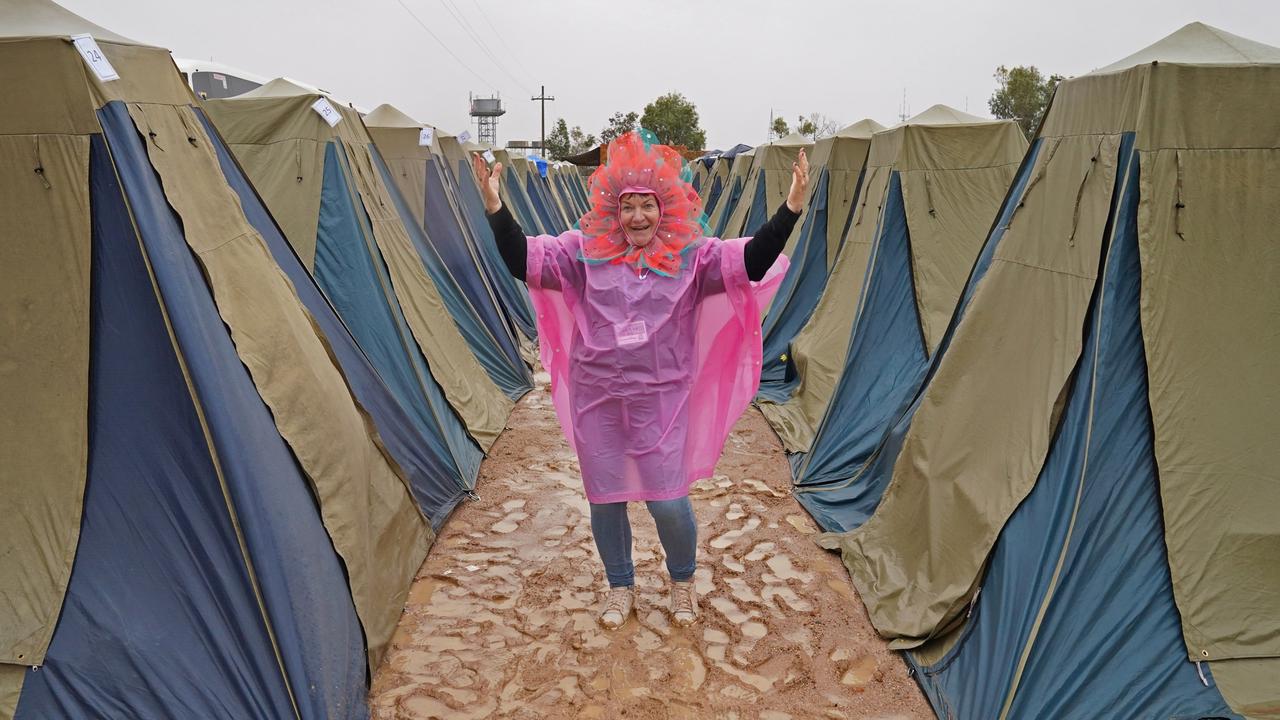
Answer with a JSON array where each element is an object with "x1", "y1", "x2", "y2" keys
[{"x1": 619, "y1": 192, "x2": 661, "y2": 248}]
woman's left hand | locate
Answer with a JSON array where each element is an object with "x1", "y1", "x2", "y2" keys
[{"x1": 786, "y1": 149, "x2": 810, "y2": 213}]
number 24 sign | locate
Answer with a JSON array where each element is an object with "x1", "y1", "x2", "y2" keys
[{"x1": 71, "y1": 34, "x2": 120, "y2": 82}]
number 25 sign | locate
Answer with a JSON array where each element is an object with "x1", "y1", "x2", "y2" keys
[{"x1": 311, "y1": 98, "x2": 343, "y2": 128}]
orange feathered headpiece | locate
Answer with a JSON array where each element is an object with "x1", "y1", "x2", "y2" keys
[{"x1": 578, "y1": 129, "x2": 707, "y2": 277}]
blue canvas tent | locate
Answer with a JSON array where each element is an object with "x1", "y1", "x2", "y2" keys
[
  {"x1": 814, "y1": 23, "x2": 1280, "y2": 718},
  {"x1": 204, "y1": 83, "x2": 517, "y2": 452},
  {"x1": 361, "y1": 104, "x2": 532, "y2": 398},
  {"x1": 433, "y1": 131, "x2": 540, "y2": 341},
  {"x1": 699, "y1": 143, "x2": 749, "y2": 218},
  {"x1": 758, "y1": 106, "x2": 1025, "y2": 468},
  {"x1": 757, "y1": 120, "x2": 883, "y2": 397},
  {"x1": 0, "y1": 2, "x2": 437, "y2": 715}
]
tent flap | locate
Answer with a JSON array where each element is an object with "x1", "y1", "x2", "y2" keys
[
  {"x1": 1138, "y1": 147, "x2": 1280, "y2": 662},
  {"x1": 900, "y1": 163, "x2": 1019, "y2": 354},
  {"x1": 222, "y1": 139, "x2": 326, "y2": 269},
  {"x1": 0, "y1": 132, "x2": 91, "y2": 666}
]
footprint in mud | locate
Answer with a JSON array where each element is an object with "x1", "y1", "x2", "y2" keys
[
  {"x1": 785, "y1": 514, "x2": 815, "y2": 534},
  {"x1": 763, "y1": 553, "x2": 813, "y2": 585},
  {"x1": 490, "y1": 512, "x2": 528, "y2": 534},
  {"x1": 743, "y1": 541, "x2": 775, "y2": 562},
  {"x1": 762, "y1": 584, "x2": 815, "y2": 613},
  {"x1": 737, "y1": 477, "x2": 787, "y2": 498},
  {"x1": 710, "y1": 516, "x2": 762, "y2": 549},
  {"x1": 689, "y1": 475, "x2": 735, "y2": 499},
  {"x1": 708, "y1": 596, "x2": 759, "y2": 628}
]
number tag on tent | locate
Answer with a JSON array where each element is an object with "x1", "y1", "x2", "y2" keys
[
  {"x1": 71, "y1": 34, "x2": 119, "y2": 81},
  {"x1": 483, "y1": 149, "x2": 496, "y2": 164},
  {"x1": 310, "y1": 98, "x2": 342, "y2": 127},
  {"x1": 418, "y1": 127, "x2": 434, "y2": 146},
  {"x1": 458, "y1": 130, "x2": 472, "y2": 143}
]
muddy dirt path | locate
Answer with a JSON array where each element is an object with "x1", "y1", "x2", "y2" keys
[{"x1": 370, "y1": 374, "x2": 931, "y2": 719}]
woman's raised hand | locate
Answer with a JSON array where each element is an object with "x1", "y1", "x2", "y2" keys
[
  {"x1": 785, "y1": 148, "x2": 809, "y2": 214},
  {"x1": 472, "y1": 153, "x2": 503, "y2": 214}
]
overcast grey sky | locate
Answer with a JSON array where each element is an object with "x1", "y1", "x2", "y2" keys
[{"x1": 61, "y1": 0, "x2": 1279, "y2": 149}]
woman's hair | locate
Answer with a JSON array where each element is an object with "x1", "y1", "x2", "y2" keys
[{"x1": 619, "y1": 192, "x2": 656, "y2": 204}]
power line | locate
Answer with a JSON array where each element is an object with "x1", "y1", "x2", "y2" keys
[
  {"x1": 435, "y1": 0, "x2": 534, "y2": 95},
  {"x1": 470, "y1": 0, "x2": 540, "y2": 88},
  {"x1": 392, "y1": 0, "x2": 502, "y2": 94}
]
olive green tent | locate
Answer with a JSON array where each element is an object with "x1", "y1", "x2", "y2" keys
[
  {"x1": 720, "y1": 131, "x2": 814, "y2": 239},
  {"x1": 204, "y1": 82, "x2": 518, "y2": 448},
  {"x1": 756, "y1": 119, "x2": 885, "y2": 394},
  {"x1": 0, "y1": 1, "x2": 432, "y2": 716},
  {"x1": 760, "y1": 107, "x2": 1026, "y2": 452},
  {"x1": 816, "y1": 22, "x2": 1280, "y2": 720}
]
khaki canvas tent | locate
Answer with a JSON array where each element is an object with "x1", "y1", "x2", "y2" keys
[
  {"x1": 530, "y1": 157, "x2": 577, "y2": 228},
  {"x1": 698, "y1": 144, "x2": 750, "y2": 217},
  {"x1": 363, "y1": 103, "x2": 539, "y2": 356},
  {"x1": 690, "y1": 154, "x2": 711, "y2": 195},
  {"x1": 706, "y1": 148, "x2": 755, "y2": 237},
  {"x1": 720, "y1": 131, "x2": 814, "y2": 239},
  {"x1": 757, "y1": 119, "x2": 885, "y2": 394},
  {"x1": 0, "y1": 0, "x2": 440, "y2": 716},
  {"x1": 566, "y1": 161, "x2": 591, "y2": 213},
  {"x1": 759, "y1": 106, "x2": 1026, "y2": 454},
  {"x1": 548, "y1": 160, "x2": 588, "y2": 220},
  {"x1": 508, "y1": 153, "x2": 571, "y2": 234},
  {"x1": 814, "y1": 22, "x2": 1280, "y2": 719},
  {"x1": 430, "y1": 130, "x2": 541, "y2": 341},
  {"x1": 204, "y1": 82, "x2": 522, "y2": 451},
  {"x1": 490, "y1": 147, "x2": 553, "y2": 235}
]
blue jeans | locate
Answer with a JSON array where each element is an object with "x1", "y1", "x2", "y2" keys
[{"x1": 589, "y1": 497, "x2": 697, "y2": 588}]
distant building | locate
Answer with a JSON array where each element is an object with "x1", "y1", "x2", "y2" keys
[
  {"x1": 504, "y1": 140, "x2": 544, "y2": 158},
  {"x1": 174, "y1": 58, "x2": 265, "y2": 100}
]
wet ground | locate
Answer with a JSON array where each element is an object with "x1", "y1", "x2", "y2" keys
[{"x1": 369, "y1": 375, "x2": 931, "y2": 719}]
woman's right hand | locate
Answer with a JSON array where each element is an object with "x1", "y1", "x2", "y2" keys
[{"x1": 472, "y1": 153, "x2": 503, "y2": 214}]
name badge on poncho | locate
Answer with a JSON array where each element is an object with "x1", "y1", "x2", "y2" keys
[{"x1": 615, "y1": 320, "x2": 648, "y2": 347}]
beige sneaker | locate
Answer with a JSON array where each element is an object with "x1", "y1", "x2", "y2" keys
[
  {"x1": 599, "y1": 586, "x2": 635, "y2": 630},
  {"x1": 670, "y1": 580, "x2": 698, "y2": 627}
]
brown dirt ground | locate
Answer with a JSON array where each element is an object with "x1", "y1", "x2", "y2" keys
[{"x1": 369, "y1": 373, "x2": 931, "y2": 719}]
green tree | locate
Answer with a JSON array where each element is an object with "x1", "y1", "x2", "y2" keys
[
  {"x1": 795, "y1": 115, "x2": 818, "y2": 138},
  {"x1": 989, "y1": 65, "x2": 1063, "y2": 138},
  {"x1": 640, "y1": 92, "x2": 707, "y2": 151},
  {"x1": 797, "y1": 112, "x2": 839, "y2": 139},
  {"x1": 544, "y1": 118, "x2": 597, "y2": 160},
  {"x1": 600, "y1": 111, "x2": 639, "y2": 144},
  {"x1": 770, "y1": 116, "x2": 790, "y2": 139},
  {"x1": 570, "y1": 126, "x2": 597, "y2": 154}
]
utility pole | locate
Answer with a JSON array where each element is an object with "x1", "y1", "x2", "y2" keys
[{"x1": 531, "y1": 85, "x2": 555, "y2": 155}]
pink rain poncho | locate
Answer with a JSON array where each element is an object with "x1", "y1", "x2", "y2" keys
[{"x1": 525, "y1": 133, "x2": 788, "y2": 504}]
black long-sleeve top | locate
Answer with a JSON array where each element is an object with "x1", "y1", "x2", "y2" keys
[{"x1": 487, "y1": 202, "x2": 800, "y2": 282}]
